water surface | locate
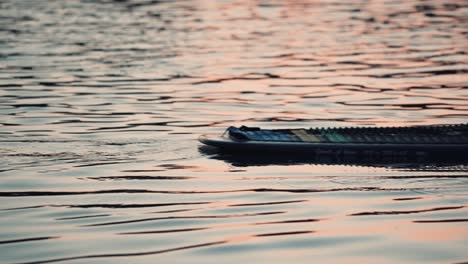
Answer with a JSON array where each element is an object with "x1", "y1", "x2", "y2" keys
[{"x1": 1, "y1": 0, "x2": 467, "y2": 263}]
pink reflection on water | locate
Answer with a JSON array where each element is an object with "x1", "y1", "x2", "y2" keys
[
  {"x1": 398, "y1": 223, "x2": 468, "y2": 242},
  {"x1": 318, "y1": 217, "x2": 468, "y2": 242}
]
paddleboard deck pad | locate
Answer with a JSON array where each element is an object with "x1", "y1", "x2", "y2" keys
[{"x1": 199, "y1": 124, "x2": 468, "y2": 157}]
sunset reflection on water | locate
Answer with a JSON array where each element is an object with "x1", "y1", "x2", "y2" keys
[{"x1": 0, "y1": 0, "x2": 467, "y2": 263}]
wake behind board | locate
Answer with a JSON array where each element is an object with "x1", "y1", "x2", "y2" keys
[{"x1": 199, "y1": 124, "x2": 468, "y2": 158}]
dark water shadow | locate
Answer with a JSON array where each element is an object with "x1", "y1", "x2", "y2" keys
[{"x1": 199, "y1": 146, "x2": 468, "y2": 170}]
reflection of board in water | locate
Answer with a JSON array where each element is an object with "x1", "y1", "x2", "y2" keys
[
  {"x1": 199, "y1": 145, "x2": 468, "y2": 170},
  {"x1": 199, "y1": 124, "x2": 468, "y2": 168}
]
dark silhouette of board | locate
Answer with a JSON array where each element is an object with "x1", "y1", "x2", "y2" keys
[{"x1": 199, "y1": 124, "x2": 468, "y2": 158}]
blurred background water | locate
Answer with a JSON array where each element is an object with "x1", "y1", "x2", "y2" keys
[{"x1": 0, "y1": 0, "x2": 467, "y2": 263}]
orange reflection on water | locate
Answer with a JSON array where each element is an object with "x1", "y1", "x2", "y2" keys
[
  {"x1": 224, "y1": 233, "x2": 254, "y2": 244},
  {"x1": 318, "y1": 217, "x2": 468, "y2": 243},
  {"x1": 397, "y1": 222, "x2": 468, "y2": 242}
]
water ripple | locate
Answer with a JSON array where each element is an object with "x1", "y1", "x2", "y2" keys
[{"x1": 1, "y1": 0, "x2": 468, "y2": 263}]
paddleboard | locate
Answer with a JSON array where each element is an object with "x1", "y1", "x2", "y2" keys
[{"x1": 199, "y1": 124, "x2": 468, "y2": 156}]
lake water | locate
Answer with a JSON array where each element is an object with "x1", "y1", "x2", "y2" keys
[{"x1": 1, "y1": 0, "x2": 467, "y2": 263}]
